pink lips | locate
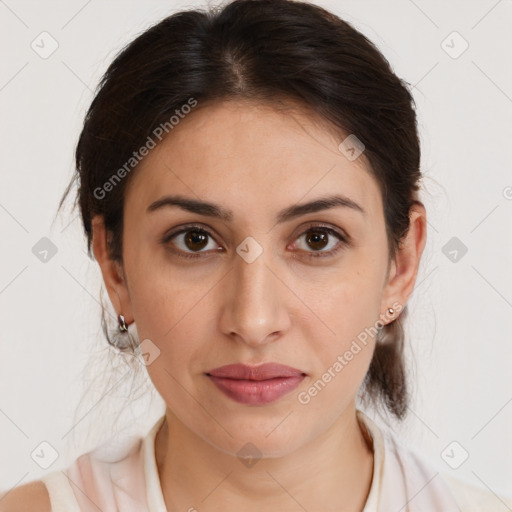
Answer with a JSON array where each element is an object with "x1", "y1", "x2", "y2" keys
[{"x1": 206, "y1": 363, "x2": 306, "y2": 406}]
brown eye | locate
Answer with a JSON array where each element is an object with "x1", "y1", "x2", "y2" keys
[
  {"x1": 305, "y1": 229, "x2": 329, "y2": 251},
  {"x1": 162, "y1": 225, "x2": 220, "y2": 259},
  {"x1": 294, "y1": 225, "x2": 348, "y2": 258},
  {"x1": 183, "y1": 230, "x2": 209, "y2": 251}
]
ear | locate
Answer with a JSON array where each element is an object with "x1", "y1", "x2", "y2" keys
[
  {"x1": 379, "y1": 202, "x2": 427, "y2": 322},
  {"x1": 91, "y1": 215, "x2": 134, "y2": 324}
]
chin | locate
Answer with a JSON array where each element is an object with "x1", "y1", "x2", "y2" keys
[{"x1": 198, "y1": 420, "x2": 306, "y2": 461}]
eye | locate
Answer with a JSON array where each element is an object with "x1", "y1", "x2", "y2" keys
[
  {"x1": 292, "y1": 224, "x2": 349, "y2": 258},
  {"x1": 161, "y1": 224, "x2": 221, "y2": 259},
  {"x1": 161, "y1": 222, "x2": 349, "y2": 260}
]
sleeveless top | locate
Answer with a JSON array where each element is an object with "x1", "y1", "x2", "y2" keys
[{"x1": 38, "y1": 410, "x2": 512, "y2": 511}]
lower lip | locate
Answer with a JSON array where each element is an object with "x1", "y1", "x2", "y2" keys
[{"x1": 207, "y1": 375, "x2": 305, "y2": 405}]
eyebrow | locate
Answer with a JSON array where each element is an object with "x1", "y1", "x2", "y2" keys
[{"x1": 146, "y1": 193, "x2": 366, "y2": 223}]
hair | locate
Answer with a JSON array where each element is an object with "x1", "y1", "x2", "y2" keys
[{"x1": 57, "y1": 0, "x2": 424, "y2": 423}]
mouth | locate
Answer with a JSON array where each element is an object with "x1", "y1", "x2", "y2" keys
[{"x1": 206, "y1": 363, "x2": 307, "y2": 406}]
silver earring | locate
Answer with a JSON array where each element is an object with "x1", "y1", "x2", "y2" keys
[
  {"x1": 118, "y1": 314, "x2": 128, "y2": 333},
  {"x1": 387, "y1": 307, "x2": 395, "y2": 316}
]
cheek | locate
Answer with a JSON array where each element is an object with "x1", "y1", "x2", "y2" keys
[
  {"x1": 299, "y1": 287, "x2": 378, "y2": 414},
  {"x1": 129, "y1": 279, "x2": 212, "y2": 413},
  {"x1": 129, "y1": 279, "x2": 211, "y2": 365},
  {"x1": 124, "y1": 244, "x2": 205, "y2": 337},
  {"x1": 302, "y1": 262, "x2": 382, "y2": 379},
  {"x1": 125, "y1": 254, "x2": 215, "y2": 368}
]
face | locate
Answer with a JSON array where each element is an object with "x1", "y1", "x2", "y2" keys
[{"x1": 93, "y1": 99, "x2": 423, "y2": 458}]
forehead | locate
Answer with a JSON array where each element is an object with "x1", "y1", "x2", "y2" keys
[{"x1": 125, "y1": 100, "x2": 383, "y2": 223}]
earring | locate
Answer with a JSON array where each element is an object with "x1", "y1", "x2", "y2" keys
[
  {"x1": 118, "y1": 314, "x2": 128, "y2": 333},
  {"x1": 387, "y1": 307, "x2": 394, "y2": 316}
]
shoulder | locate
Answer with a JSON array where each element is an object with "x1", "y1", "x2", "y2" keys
[
  {"x1": 0, "y1": 479, "x2": 51, "y2": 512},
  {"x1": 440, "y1": 472, "x2": 512, "y2": 512},
  {"x1": 0, "y1": 430, "x2": 149, "y2": 512},
  {"x1": 366, "y1": 416, "x2": 512, "y2": 512}
]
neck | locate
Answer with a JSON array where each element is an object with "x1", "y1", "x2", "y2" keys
[{"x1": 155, "y1": 406, "x2": 375, "y2": 512}]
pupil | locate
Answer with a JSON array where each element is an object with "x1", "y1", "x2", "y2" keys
[
  {"x1": 186, "y1": 231, "x2": 208, "y2": 251},
  {"x1": 308, "y1": 230, "x2": 327, "y2": 251}
]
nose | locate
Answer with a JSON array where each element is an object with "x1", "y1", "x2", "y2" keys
[{"x1": 218, "y1": 246, "x2": 292, "y2": 347}]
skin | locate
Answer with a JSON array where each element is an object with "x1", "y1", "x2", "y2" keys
[{"x1": 91, "y1": 99, "x2": 427, "y2": 511}]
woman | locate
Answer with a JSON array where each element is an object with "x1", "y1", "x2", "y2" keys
[{"x1": 2, "y1": 0, "x2": 510, "y2": 510}]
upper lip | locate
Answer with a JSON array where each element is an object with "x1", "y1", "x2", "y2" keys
[{"x1": 206, "y1": 363, "x2": 306, "y2": 381}]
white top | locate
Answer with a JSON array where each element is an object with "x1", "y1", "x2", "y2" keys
[{"x1": 37, "y1": 410, "x2": 512, "y2": 511}]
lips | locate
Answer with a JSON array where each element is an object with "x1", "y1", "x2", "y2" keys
[
  {"x1": 207, "y1": 363, "x2": 305, "y2": 380},
  {"x1": 206, "y1": 363, "x2": 306, "y2": 406}
]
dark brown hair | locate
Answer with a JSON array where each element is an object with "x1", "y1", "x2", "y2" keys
[{"x1": 58, "y1": 0, "x2": 423, "y2": 422}]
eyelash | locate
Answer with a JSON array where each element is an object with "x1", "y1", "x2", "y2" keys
[{"x1": 161, "y1": 223, "x2": 349, "y2": 261}]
